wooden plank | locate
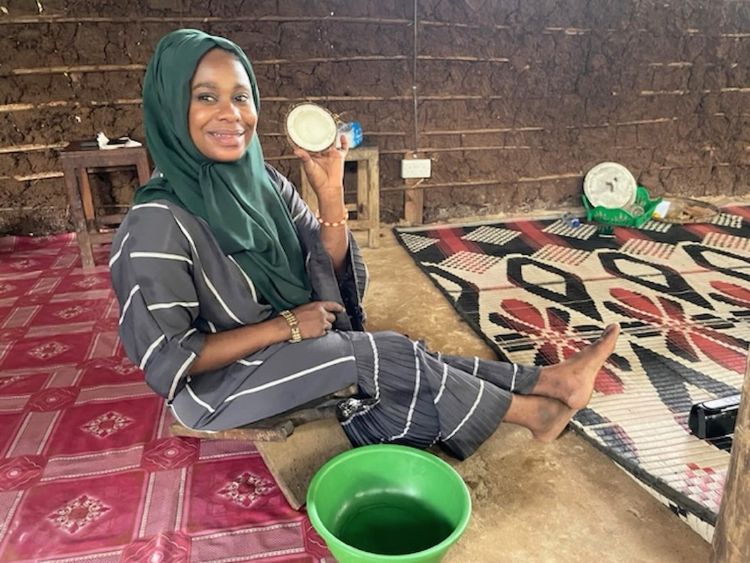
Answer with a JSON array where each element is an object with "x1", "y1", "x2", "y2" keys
[
  {"x1": 357, "y1": 155, "x2": 369, "y2": 221},
  {"x1": 379, "y1": 175, "x2": 585, "y2": 192},
  {"x1": 298, "y1": 169, "x2": 318, "y2": 215},
  {"x1": 710, "y1": 353, "x2": 750, "y2": 562},
  {"x1": 0, "y1": 15, "x2": 411, "y2": 26},
  {"x1": 89, "y1": 232, "x2": 115, "y2": 244},
  {"x1": 402, "y1": 153, "x2": 425, "y2": 225},
  {"x1": 61, "y1": 161, "x2": 94, "y2": 270},
  {"x1": 403, "y1": 183, "x2": 424, "y2": 225},
  {"x1": 170, "y1": 421, "x2": 293, "y2": 443},
  {"x1": 9, "y1": 63, "x2": 146, "y2": 75},
  {"x1": 256, "y1": 418, "x2": 352, "y2": 510},
  {"x1": 366, "y1": 146, "x2": 380, "y2": 247},
  {"x1": 77, "y1": 167, "x2": 95, "y2": 226}
]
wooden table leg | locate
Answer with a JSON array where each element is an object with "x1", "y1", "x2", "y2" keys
[
  {"x1": 299, "y1": 166, "x2": 319, "y2": 216},
  {"x1": 77, "y1": 167, "x2": 96, "y2": 232},
  {"x1": 357, "y1": 159, "x2": 369, "y2": 222},
  {"x1": 63, "y1": 162, "x2": 95, "y2": 270},
  {"x1": 366, "y1": 153, "x2": 380, "y2": 248},
  {"x1": 135, "y1": 154, "x2": 151, "y2": 185}
]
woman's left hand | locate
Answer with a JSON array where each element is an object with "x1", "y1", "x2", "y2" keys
[{"x1": 294, "y1": 134, "x2": 349, "y2": 201}]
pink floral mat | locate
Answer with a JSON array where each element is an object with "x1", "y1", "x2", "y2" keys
[{"x1": 0, "y1": 234, "x2": 330, "y2": 562}]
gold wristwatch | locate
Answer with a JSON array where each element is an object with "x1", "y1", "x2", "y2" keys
[{"x1": 279, "y1": 310, "x2": 302, "y2": 343}]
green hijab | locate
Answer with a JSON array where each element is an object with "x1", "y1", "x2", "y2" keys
[{"x1": 135, "y1": 28, "x2": 311, "y2": 311}]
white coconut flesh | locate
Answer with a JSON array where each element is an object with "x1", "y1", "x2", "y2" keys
[{"x1": 286, "y1": 104, "x2": 338, "y2": 152}]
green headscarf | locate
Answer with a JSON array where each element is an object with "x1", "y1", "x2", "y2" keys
[{"x1": 135, "y1": 28, "x2": 311, "y2": 311}]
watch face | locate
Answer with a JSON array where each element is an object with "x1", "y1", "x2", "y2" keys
[
  {"x1": 584, "y1": 162, "x2": 638, "y2": 209},
  {"x1": 285, "y1": 103, "x2": 338, "y2": 152}
]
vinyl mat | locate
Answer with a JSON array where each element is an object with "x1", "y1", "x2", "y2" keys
[
  {"x1": 0, "y1": 234, "x2": 330, "y2": 562},
  {"x1": 395, "y1": 207, "x2": 750, "y2": 542}
]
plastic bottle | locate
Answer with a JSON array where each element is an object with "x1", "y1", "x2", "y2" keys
[
  {"x1": 337, "y1": 121, "x2": 363, "y2": 149},
  {"x1": 561, "y1": 212, "x2": 581, "y2": 228}
]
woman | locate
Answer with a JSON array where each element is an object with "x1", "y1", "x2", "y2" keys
[{"x1": 110, "y1": 29, "x2": 619, "y2": 460}]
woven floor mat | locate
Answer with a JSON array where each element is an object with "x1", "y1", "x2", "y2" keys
[{"x1": 395, "y1": 205, "x2": 750, "y2": 542}]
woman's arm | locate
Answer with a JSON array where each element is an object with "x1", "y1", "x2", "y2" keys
[
  {"x1": 268, "y1": 162, "x2": 369, "y2": 330},
  {"x1": 188, "y1": 316, "x2": 288, "y2": 374},
  {"x1": 316, "y1": 191, "x2": 349, "y2": 272},
  {"x1": 189, "y1": 300, "x2": 345, "y2": 375},
  {"x1": 293, "y1": 135, "x2": 350, "y2": 272}
]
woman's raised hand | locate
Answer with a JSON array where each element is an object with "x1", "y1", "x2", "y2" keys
[
  {"x1": 291, "y1": 301, "x2": 345, "y2": 339},
  {"x1": 293, "y1": 134, "x2": 349, "y2": 202}
]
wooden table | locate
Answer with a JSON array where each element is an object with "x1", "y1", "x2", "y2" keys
[{"x1": 58, "y1": 142, "x2": 150, "y2": 270}]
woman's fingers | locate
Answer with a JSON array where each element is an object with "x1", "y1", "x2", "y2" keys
[
  {"x1": 294, "y1": 136, "x2": 347, "y2": 197},
  {"x1": 319, "y1": 302, "x2": 342, "y2": 334},
  {"x1": 321, "y1": 300, "x2": 345, "y2": 313},
  {"x1": 290, "y1": 301, "x2": 345, "y2": 339},
  {"x1": 293, "y1": 146, "x2": 312, "y2": 162}
]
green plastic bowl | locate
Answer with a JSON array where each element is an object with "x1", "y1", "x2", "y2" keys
[{"x1": 306, "y1": 444, "x2": 471, "y2": 563}]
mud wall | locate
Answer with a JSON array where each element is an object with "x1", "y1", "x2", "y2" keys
[{"x1": 1, "y1": 0, "x2": 749, "y2": 234}]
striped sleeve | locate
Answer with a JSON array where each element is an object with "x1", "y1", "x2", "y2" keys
[
  {"x1": 109, "y1": 204, "x2": 206, "y2": 400},
  {"x1": 267, "y1": 164, "x2": 369, "y2": 328}
]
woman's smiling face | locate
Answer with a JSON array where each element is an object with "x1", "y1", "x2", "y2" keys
[{"x1": 188, "y1": 48, "x2": 258, "y2": 162}]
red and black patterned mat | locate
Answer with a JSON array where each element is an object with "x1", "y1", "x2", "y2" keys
[{"x1": 396, "y1": 207, "x2": 750, "y2": 542}]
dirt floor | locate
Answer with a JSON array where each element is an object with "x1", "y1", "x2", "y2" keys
[{"x1": 357, "y1": 223, "x2": 711, "y2": 563}]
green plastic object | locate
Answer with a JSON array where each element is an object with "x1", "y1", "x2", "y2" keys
[
  {"x1": 582, "y1": 185, "x2": 662, "y2": 228},
  {"x1": 306, "y1": 444, "x2": 471, "y2": 563}
]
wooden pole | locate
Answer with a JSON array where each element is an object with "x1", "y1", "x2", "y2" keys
[
  {"x1": 403, "y1": 181, "x2": 424, "y2": 225},
  {"x1": 402, "y1": 152, "x2": 425, "y2": 225},
  {"x1": 710, "y1": 353, "x2": 750, "y2": 562}
]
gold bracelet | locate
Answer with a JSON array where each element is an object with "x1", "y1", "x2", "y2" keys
[
  {"x1": 279, "y1": 309, "x2": 302, "y2": 343},
  {"x1": 317, "y1": 214, "x2": 348, "y2": 228}
]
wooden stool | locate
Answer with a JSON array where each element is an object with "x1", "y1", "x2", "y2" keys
[
  {"x1": 300, "y1": 144, "x2": 380, "y2": 247},
  {"x1": 59, "y1": 141, "x2": 151, "y2": 270}
]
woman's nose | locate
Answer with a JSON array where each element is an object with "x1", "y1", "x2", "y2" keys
[{"x1": 216, "y1": 100, "x2": 241, "y2": 120}]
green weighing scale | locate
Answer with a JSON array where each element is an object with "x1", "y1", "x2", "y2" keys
[{"x1": 582, "y1": 162, "x2": 662, "y2": 231}]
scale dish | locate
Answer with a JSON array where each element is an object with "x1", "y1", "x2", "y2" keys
[{"x1": 584, "y1": 162, "x2": 638, "y2": 209}]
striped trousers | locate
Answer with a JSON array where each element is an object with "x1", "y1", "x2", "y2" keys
[{"x1": 343, "y1": 331, "x2": 540, "y2": 460}]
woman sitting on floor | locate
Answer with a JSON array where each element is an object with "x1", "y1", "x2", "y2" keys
[{"x1": 109, "y1": 29, "x2": 620, "y2": 460}]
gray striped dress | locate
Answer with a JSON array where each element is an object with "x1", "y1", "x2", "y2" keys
[{"x1": 110, "y1": 165, "x2": 540, "y2": 460}]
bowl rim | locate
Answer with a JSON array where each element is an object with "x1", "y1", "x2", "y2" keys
[{"x1": 306, "y1": 444, "x2": 472, "y2": 561}]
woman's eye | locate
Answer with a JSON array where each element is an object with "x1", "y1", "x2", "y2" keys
[
  {"x1": 197, "y1": 94, "x2": 215, "y2": 102},
  {"x1": 235, "y1": 94, "x2": 250, "y2": 103}
]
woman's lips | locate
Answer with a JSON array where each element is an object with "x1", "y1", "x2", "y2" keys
[{"x1": 208, "y1": 131, "x2": 245, "y2": 147}]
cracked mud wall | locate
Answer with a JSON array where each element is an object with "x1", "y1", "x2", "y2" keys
[{"x1": 1, "y1": 0, "x2": 749, "y2": 234}]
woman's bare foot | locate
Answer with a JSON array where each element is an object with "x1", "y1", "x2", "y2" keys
[
  {"x1": 504, "y1": 394, "x2": 576, "y2": 442},
  {"x1": 532, "y1": 323, "x2": 620, "y2": 410}
]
